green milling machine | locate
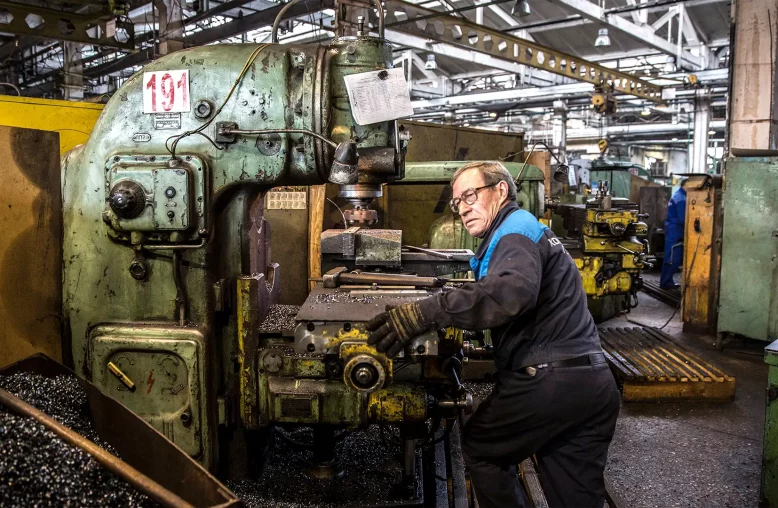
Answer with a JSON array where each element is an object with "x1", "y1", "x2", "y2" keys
[{"x1": 60, "y1": 3, "x2": 533, "y2": 491}]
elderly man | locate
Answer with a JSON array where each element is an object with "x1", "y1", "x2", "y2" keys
[{"x1": 367, "y1": 161, "x2": 620, "y2": 507}]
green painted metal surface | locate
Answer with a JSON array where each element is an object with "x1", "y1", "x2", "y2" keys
[
  {"x1": 62, "y1": 40, "x2": 399, "y2": 469},
  {"x1": 718, "y1": 157, "x2": 778, "y2": 342}
]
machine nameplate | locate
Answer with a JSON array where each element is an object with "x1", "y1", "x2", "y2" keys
[{"x1": 154, "y1": 112, "x2": 182, "y2": 130}]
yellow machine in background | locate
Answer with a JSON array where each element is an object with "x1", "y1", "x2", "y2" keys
[
  {"x1": 0, "y1": 95, "x2": 103, "y2": 155},
  {"x1": 551, "y1": 183, "x2": 648, "y2": 321}
]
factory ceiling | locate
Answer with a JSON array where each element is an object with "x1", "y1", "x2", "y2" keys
[{"x1": 0, "y1": 0, "x2": 730, "y2": 144}]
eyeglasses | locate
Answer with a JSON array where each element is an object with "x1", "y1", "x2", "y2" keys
[{"x1": 449, "y1": 183, "x2": 497, "y2": 213}]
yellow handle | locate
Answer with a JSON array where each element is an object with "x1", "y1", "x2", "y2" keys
[{"x1": 108, "y1": 361, "x2": 136, "y2": 392}]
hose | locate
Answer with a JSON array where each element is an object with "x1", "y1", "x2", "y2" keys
[{"x1": 271, "y1": 0, "x2": 385, "y2": 42}]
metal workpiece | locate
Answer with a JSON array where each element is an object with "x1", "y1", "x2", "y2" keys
[{"x1": 321, "y1": 228, "x2": 474, "y2": 275}]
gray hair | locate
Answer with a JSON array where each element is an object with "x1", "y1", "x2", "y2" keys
[{"x1": 451, "y1": 162, "x2": 517, "y2": 202}]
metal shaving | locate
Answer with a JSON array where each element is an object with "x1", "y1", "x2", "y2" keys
[
  {"x1": 463, "y1": 381, "x2": 495, "y2": 404},
  {"x1": 314, "y1": 293, "x2": 385, "y2": 305},
  {"x1": 0, "y1": 373, "x2": 157, "y2": 507},
  {"x1": 228, "y1": 425, "x2": 415, "y2": 507},
  {"x1": 260, "y1": 305, "x2": 301, "y2": 332},
  {"x1": 0, "y1": 373, "x2": 113, "y2": 451}
]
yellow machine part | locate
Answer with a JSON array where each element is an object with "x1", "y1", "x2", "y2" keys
[
  {"x1": 582, "y1": 237, "x2": 645, "y2": 261},
  {"x1": 575, "y1": 257, "x2": 634, "y2": 298},
  {"x1": 583, "y1": 209, "x2": 644, "y2": 236},
  {"x1": 681, "y1": 175, "x2": 722, "y2": 332},
  {"x1": 0, "y1": 96, "x2": 103, "y2": 155},
  {"x1": 368, "y1": 384, "x2": 428, "y2": 423}
]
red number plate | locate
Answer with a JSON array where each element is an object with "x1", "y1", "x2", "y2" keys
[{"x1": 143, "y1": 69, "x2": 190, "y2": 114}]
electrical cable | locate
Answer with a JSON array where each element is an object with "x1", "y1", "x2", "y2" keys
[
  {"x1": 620, "y1": 232, "x2": 701, "y2": 330},
  {"x1": 326, "y1": 198, "x2": 349, "y2": 229},
  {"x1": 221, "y1": 127, "x2": 338, "y2": 149},
  {"x1": 0, "y1": 82, "x2": 21, "y2": 95},
  {"x1": 166, "y1": 44, "x2": 270, "y2": 159}
]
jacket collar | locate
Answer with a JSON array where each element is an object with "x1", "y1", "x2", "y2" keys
[{"x1": 474, "y1": 201, "x2": 519, "y2": 258}]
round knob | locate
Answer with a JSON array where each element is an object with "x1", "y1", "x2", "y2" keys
[{"x1": 108, "y1": 181, "x2": 146, "y2": 219}]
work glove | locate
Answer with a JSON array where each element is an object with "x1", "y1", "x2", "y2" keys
[{"x1": 366, "y1": 303, "x2": 429, "y2": 358}]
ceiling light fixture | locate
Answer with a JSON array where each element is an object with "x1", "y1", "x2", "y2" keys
[
  {"x1": 708, "y1": 130, "x2": 715, "y2": 135},
  {"x1": 664, "y1": 56, "x2": 676, "y2": 73},
  {"x1": 512, "y1": 0, "x2": 531, "y2": 18},
  {"x1": 425, "y1": 53, "x2": 437, "y2": 70},
  {"x1": 489, "y1": 112, "x2": 498, "y2": 118},
  {"x1": 641, "y1": 107, "x2": 651, "y2": 116},
  {"x1": 671, "y1": 137, "x2": 678, "y2": 141},
  {"x1": 594, "y1": 28, "x2": 611, "y2": 48}
]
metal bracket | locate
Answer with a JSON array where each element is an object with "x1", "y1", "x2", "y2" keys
[{"x1": 0, "y1": 1, "x2": 134, "y2": 50}]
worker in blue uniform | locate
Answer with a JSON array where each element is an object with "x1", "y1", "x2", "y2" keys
[{"x1": 660, "y1": 180, "x2": 687, "y2": 289}]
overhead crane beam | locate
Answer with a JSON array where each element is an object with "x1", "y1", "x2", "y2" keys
[{"x1": 380, "y1": 0, "x2": 665, "y2": 103}]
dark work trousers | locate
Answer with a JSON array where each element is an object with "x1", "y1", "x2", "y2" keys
[{"x1": 461, "y1": 356, "x2": 620, "y2": 508}]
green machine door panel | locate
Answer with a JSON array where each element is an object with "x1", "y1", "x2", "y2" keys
[{"x1": 718, "y1": 157, "x2": 778, "y2": 341}]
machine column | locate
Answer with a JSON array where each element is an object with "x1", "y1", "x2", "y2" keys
[
  {"x1": 62, "y1": 42, "x2": 84, "y2": 100},
  {"x1": 729, "y1": 0, "x2": 778, "y2": 153},
  {"x1": 154, "y1": 0, "x2": 185, "y2": 55},
  {"x1": 691, "y1": 88, "x2": 711, "y2": 173}
]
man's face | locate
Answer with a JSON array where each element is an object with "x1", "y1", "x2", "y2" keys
[{"x1": 452, "y1": 168, "x2": 508, "y2": 238}]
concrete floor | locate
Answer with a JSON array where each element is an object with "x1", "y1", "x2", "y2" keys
[{"x1": 604, "y1": 274, "x2": 766, "y2": 508}]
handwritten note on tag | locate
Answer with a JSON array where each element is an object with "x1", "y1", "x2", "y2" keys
[{"x1": 343, "y1": 68, "x2": 415, "y2": 125}]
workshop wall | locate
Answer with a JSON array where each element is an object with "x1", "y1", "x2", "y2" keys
[{"x1": 0, "y1": 127, "x2": 62, "y2": 367}]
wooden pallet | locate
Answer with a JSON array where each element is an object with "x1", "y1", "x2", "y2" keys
[{"x1": 599, "y1": 327, "x2": 736, "y2": 402}]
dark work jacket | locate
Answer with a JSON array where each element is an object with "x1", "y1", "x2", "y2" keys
[{"x1": 418, "y1": 202, "x2": 602, "y2": 371}]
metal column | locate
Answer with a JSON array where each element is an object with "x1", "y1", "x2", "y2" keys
[
  {"x1": 691, "y1": 88, "x2": 711, "y2": 173},
  {"x1": 62, "y1": 42, "x2": 84, "y2": 100},
  {"x1": 154, "y1": 0, "x2": 184, "y2": 55},
  {"x1": 729, "y1": 0, "x2": 778, "y2": 152}
]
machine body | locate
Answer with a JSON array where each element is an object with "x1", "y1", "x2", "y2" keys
[{"x1": 62, "y1": 38, "x2": 404, "y2": 469}]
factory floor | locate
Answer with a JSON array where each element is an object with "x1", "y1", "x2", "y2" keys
[{"x1": 604, "y1": 273, "x2": 766, "y2": 508}]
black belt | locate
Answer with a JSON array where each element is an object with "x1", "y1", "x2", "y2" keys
[
  {"x1": 522, "y1": 353, "x2": 606, "y2": 376},
  {"x1": 550, "y1": 353, "x2": 605, "y2": 368}
]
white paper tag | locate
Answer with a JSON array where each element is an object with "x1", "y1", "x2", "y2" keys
[
  {"x1": 106, "y1": 19, "x2": 116, "y2": 38},
  {"x1": 143, "y1": 69, "x2": 190, "y2": 114},
  {"x1": 343, "y1": 68, "x2": 414, "y2": 125}
]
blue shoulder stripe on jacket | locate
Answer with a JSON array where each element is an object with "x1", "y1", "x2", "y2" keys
[{"x1": 472, "y1": 209, "x2": 548, "y2": 280}]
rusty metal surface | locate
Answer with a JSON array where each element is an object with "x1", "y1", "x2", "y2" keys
[
  {"x1": 641, "y1": 279, "x2": 681, "y2": 308},
  {"x1": 0, "y1": 354, "x2": 242, "y2": 507},
  {"x1": 599, "y1": 327, "x2": 736, "y2": 402}
]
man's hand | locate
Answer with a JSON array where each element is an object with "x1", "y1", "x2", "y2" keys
[{"x1": 366, "y1": 303, "x2": 429, "y2": 358}]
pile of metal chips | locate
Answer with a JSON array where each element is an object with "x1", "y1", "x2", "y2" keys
[
  {"x1": 0, "y1": 373, "x2": 157, "y2": 507},
  {"x1": 228, "y1": 425, "x2": 412, "y2": 508},
  {"x1": 260, "y1": 305, "x2": 301, "y2": 333}
]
